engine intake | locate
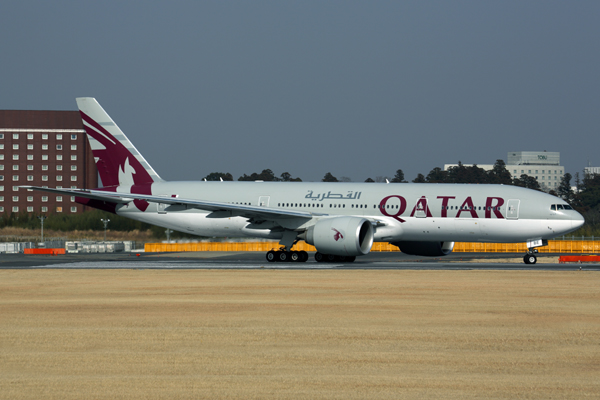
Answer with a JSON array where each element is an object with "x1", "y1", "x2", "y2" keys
[
  {"x1": 305, "y1": 217, "x2": 374, "y2": 256},
  {"x1": 392, "y1": 241, "x2": 455, "y2": 257}
]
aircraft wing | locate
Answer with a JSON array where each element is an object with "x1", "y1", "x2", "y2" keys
[{"x1": 20, "y1": 186, "x2": 319, "y2": 221}]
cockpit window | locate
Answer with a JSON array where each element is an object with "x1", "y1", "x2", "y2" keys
[{"x1": 551, "y1": 204, "x2": 574, "y2": 211}]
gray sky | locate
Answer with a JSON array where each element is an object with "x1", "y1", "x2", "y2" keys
[{"x1": 1, "y1": 1, "x2": 599, "y2": 182}]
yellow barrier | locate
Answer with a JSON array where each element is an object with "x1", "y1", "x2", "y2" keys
[{"x1": 144, "y1": 241, "x2": 600, "y2": 254}]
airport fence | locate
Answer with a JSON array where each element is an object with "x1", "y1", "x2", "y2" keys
[{"x1": 144, "y1": 240, "x2": 600, "y2": 254}]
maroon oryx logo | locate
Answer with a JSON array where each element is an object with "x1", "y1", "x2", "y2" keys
[{"x1": 332, "y1": 228, "x2": 344, "y2": 241}]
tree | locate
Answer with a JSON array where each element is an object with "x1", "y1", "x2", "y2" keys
[
  {"x1": 280, "y1": 172, "x2": 302, "y2": 182},
  {"x1": 364, "y1": 177, "x2": 374, "y2": 183},
  {"x1": 238, "y1": 169, "x2": 278, "y2": 181},
  {"x1": 203, "y1": 172, "x2": 233, "y2": 181},
  {"x1": 513, "y1": 174, "x2": 541, "y2": 191},
  {"x1": 322, "y1": 172, "x2": 338, "y2": 182},
  {"x1": 426, "y1": 167, "x2": 447, "y2": 183},
  {"x1": 390, "y1": 169, "x2": 407, "y2": 183},
  {"x1": 412, "y1": 173, "x2": 426, "y2": 183},
  {"x1": 557, "y1": 173, "x2": 574, "y2": 203},
  {"x1": 487, "y1": 159, "x2": 512, "y2": 184}
]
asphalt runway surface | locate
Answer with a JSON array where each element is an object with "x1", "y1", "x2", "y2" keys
[{"x1": 1, "y1": 251, "x2": 598, "y2": 270}]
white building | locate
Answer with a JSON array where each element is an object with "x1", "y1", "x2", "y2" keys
[{"x1": 444, "y1": 151, "x2": 565, "y2": 190}]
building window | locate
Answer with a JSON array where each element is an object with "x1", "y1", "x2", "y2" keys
[
  {"x1": 71, "y1": 145, "x2": 77, "y2": 150},
  {"x1": 0, "y1": 134, "x2": 3, "y2": 139},
  {"x1": 27, "y1": 176, "x2": 33, "y2": 181},
  {"x1": 56, "y1": 176, "x2": 63, "y2": 181},
  {"x1": 56, "y1": 165, "x2": 63, "y2": 171},
  {"x1": 0, "y1": 155, "x2": 3, "y2": 160},
  {"x1": 71, "y1": 155, "x2": 77, "y2": 161},
  {"x1": 56, "y1": 207, "x2": 63, "y2": 213},
  {"x1": 0, "y1": 196, "x2": 3, "y2": 201},
  {"x1": 56, "y1": 196, "x2": 62, "y2": 202},
  {"x1": 42, "y1": 134, "x2": 48, "y2": 140},
  {"x1": 0, "y1": 207, "x2": 3, "y2": 212},
  {"x1": 42, "y1": 196, "x2": 48, "y2": 202},
  {"x1": 0, "y1": 165, "x2": 3, "y2": 170},
  {"x1": 56, "y1": 186, "x2": 62, "y2": 189},
  {"x1": 56, "y1": 144, "x2": 62, "y2": 150},
  {"x1": 42, "y1": 144, "x2": 48, "y2": 150},
  {"x1": 12, "y1": 196, "x2": 18, "y2": 202},
  {"x1": 41, "y1": 207, "x2": 48, "y2": 212},
  {"x1": 27, "y1": 154, "x2": 33, "y2": 160},
  {"x1": 42, "y1": 176, "x2": 48, "y2": 181},
  {"x1": 27, "y1": 196, "x2": 33, "y2": 202},
  {"x1": 12, "y1": 206, "x2": 18, "y2": 212},
  {"x1": 56, "y1": 155, "x2": 63, "y2": 161},
  {"x1": 56, "y1": 134, "x2": 62, "y2": 140},
  {"x1": 12, "y1": 165, "x2": 18, "y2": 171},
  {"x1": 71, "y1": 176, "x2": 77, "y2": 182},
  {"x1": 12, "y1": 175, "x2": 18, "y2": 181},
  {"x1": 0, "y1": 144, "x2": 3, "y2": 150},
  {"x1": 71, "y1": 134, "x2": 77, "y2": 140},
  {"x1": 27, "y1": 144, "x2": 33, "y2": 150},
  {"x1": 71, "y1": 165, "x2": 77, "y2": 171},
  {"x1": 12, "y1": 134, "x2": 19, "y2": 139},
  {"x1": 0, "y1": 176, "x2": 3, "y2": 181},
  {"x1": 27, "y1": 133, "x2": 33, "y2": 140},
  {"x1": 71, "y1": 206, "x2": 77, "y2": 212},
  {"x1": 12, "y1": 155, "x2": 18, "y2": 160},
  {"x1": 71, "y1": 196, "x2": 75, "y2": 202},
  {"x1": 27, "y1": 207, "x2": 33, "y2": 212},
  {"x1": 27, "y1": 165, "x2": 33, "y2": 170},
  {"x1": 42, "y1": 155, "x2": 48, "y2": 160},
  {"x1": 42, "y1": 165, "x2": 48, "y2": 171},
  {"x1": 0, "y1": 186, "x2": 3, "y2": 191},
  {"x1": 12, "y1": 144, "x2": 19, "y2": 150},
  {"x1": 12, "y1": 186, "x2": 19, "y2": 191}
]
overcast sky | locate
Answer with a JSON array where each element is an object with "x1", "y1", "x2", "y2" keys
[{"x1": 1, "y1": 1, "x2": 599, "y2": 182}]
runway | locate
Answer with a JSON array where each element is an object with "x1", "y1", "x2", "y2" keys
[{"x1": 1, "y1": 251, "x2": 598, "y2": 270}]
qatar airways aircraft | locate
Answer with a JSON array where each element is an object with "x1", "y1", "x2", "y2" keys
[{"x1": 23, "y1": 98, "x2": 584, "y2": 264}]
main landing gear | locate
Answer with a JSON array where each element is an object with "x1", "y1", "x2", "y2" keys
[{"x1": 266, "y1": 249, "x2": 309, "y2": 263}]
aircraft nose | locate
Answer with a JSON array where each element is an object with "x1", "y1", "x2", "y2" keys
[{"x1": 572, "y1": 211, "x2": 585, "y2": 230}]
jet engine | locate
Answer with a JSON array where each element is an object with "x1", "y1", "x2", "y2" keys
[
  {"x1": 304, "y1": 217, "x2": 374, "y2": 256},
  {"x1": 392, "y1": 241, "x2": 455, "y2": 257}
]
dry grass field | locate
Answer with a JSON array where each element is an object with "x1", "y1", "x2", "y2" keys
[{"x1": 0, "y1": 270, "x2": 598, "y2": 399}]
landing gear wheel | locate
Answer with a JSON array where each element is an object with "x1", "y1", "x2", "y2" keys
[
  {"x1": 278, "y1": 251, "x2": 288, "y2": 262},
  {"x1": 326, "y1": 254, "x2": 337, "y2": 262},
  {"x1": 524, "y1": 254, "x2": 537, "y2": 264},
  {"x1": 290, "y1": 251, "x2": 300, "y2": 262},
  {"x1": 266, "y1": 251, "x2": 276, "y2": 263},
  {"x1": 298, "y1": 251, "x2": 308, "y2": 262},
  {"x1": 315, "y1": 252, "x2": 325, "y2": 262}
]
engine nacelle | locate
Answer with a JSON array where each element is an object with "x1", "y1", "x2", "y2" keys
[
  {"x1": 392, "y1": 241, "x2": 455, "y2": 257},
  {"x1": 305, "y1": 217, "x2": 374, "y2": 256}
]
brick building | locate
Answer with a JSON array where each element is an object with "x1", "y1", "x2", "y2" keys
[{"x1": 0, "y1": 110, "x2": 98, "y2": 215}]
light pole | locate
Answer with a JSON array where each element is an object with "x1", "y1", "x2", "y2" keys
[
  {"x1": 37, "y1": 216, "x2": 46, "y2": 244},
  {"x1": 101, "y1": 218, "x2": 110, "y2": 242}
]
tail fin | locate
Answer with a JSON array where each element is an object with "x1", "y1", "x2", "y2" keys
[{"x1": 76, "y1": 97, "x2": 163, "y2": 187}]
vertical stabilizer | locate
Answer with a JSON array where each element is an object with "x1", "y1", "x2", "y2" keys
[{"x1": 76, "y1": 97, "x2": 163, "y2": 187}]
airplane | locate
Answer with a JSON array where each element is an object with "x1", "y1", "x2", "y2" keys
[{"x1": 22, "y1": 98, "x2": 584, "y2": 264}]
